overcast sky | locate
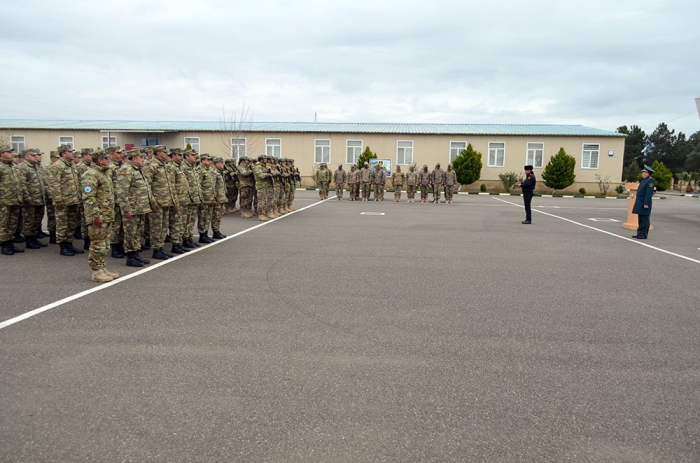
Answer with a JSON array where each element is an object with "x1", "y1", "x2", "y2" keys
[{"x1": 1, "y1": 0, "x2": 698, "y2": 136}]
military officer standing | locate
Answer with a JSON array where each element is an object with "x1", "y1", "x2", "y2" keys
[
  {"x1": 224, "y1": 158, "x2": 239, "y2": 214},
  {"x1": 405, "y1": 164, "x2": 418, "y2": 203},
  {"x1": 45, "y1": 151, "x2": 60, "y2": 243},
  {"x1": 444, "y1": 164, "x2": 457, "y2": 204},
  {"x1": 76, "y1": 148, "x2": 94, "y2": 248},
  {"x1": 181, "y1": 150, "x2": 203, "y2": 248},
  {"x1": 47, "y1": 145, "x2": 84, "y2": 256},
  {"x1": 314, "y1": 162, "x2": 332, "y2": 200},
  {"x1": 334, "y1": 164, "x2": 346, "y2": 200},
  {"x1": 632, "y1": 165, "x2": 656, "y2": 239},
  {"x1": 360, "y1": 162, "x2": 372, "y2": 201},
  {"x1": 237, "y1": 156, "x2": 255, "y2": 218},
  {"x1": 197, "y1": 154, "x2": 217, "y2": 242},
  {"x1": 347, "y1": 165, "x2": 360, "y2": 201},
  {"x1": 17, "y1": 149, "x2": 47, "y2": 249},
  {"x1": 392, "y1": 165, "x2": 405, "y2": 202},
  {"x1": 82, "y1": 150, "x2": 119, "y2": 282},
  {"x1": 269, "y1": 157, "x2": 284, "y2": 217},
  {"x1": 430, "y1": 163, "x2": 445, "y2": 203},
  {"x1": 149, "y1": 145, "x2": 178, "y2": 259},
  {"x1": 107, "y1": 146, "x2": 126, "y2": 258},
  {"x1": 254, "y1": 155, "x2": 272, "y2": 221},
  {"x1": 515, "y1": 165, "x2": 536, "y2": 224},
  {"x1": 372, "y1": 163, "x2": 386, "y2": 201},
  {"x1": 0, "y1": 144, "x2": 25, "y2": 255},
  {"x1": 418, "y1": 165, "x2": 431, "y2": 203},
  {"x1": 211, "y1": 157, "x2": 228, "y2": 239},
  {"x1": 116, "y1": 149, "x2": 153, "y2": 267}
]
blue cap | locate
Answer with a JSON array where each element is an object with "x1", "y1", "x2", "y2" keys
[{"x1": 642, "y1": 165, "x2": 655, "y2": 173}]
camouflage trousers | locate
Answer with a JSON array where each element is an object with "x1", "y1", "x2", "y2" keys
[
  {"x1": 0, "y1": 205, "x2": 21, "y2": 242},
  {"x1": 445, "y1": 185, "x2": 454, "y2": 202},
  {"x1": 432, "y1": 185, "x2": 442, "y2": 202},
  {"x1": 56, "y1": 204, "x2": 80, "y2": 243},
  {"x1": 252, "y1": 189, "x2": 258, "y2": 213},
  {"x1": 256, "y1": 188, "x2": 268, "y2": 215},
  {"x1": 274, "y1": 185, "x2": 283, "y2": 208},
  {"x1": 78, "y1": 204, "x2": 88, "y2": 237},
  {"x1": 373, "y1": 185, "x2": 384, "y2": 200},
  {"x1": 211, "y1": 203, "x2": 225, "y2": 233},
  {"x1": 22, "y1": 205, "x2": 44, "y2": 237},
  {"x1": 393, "y1": 186, "x2": 403, "y2": 201},
  {"x1": 88, "y1": 222, "x2": 112, "y2": 271},
  {"x1": 283, "y1": 182, "x2": 293, "y2": 207},
  {"x1": 144, "y1": 213, "x2": 150, "y2": 241},
  {"x1": 226, "y1": 186, "x2": 238, "y2": 210},
  {"x1": 239, "y1": 186, "x2": 253, "y2": 213},
  {"x1": 349, "y1": 183, "x2": 359, "y2": 201},
  {"x1": 197, "y1": 204, "x2": 214, "y2": 234},
  {"x1": 46, "y1": 201, "x2": 56, "y2": 233},
  {"x1": 123, "y1": 213, "x2": 147, "y2": 253},
  {"x1": 169, "y1": 205, "x2": 184, "y2": 245},
  {"x1": 110, "y1": 205, "x2": 124, "y2": 244},
  {"x1": 183, "y1": 204, "x2": 198, "y2": 239},
  {"x1": 362, "y1": 183, "x2": 371, "y2": 200},
  {"x1": 406, "y1": 185, "x2": 416, "y2": 200},
  {"x1": 150, "y1": 207, "x2": 170, "y2": 250},
  {"x1": 266, "y1": 187, "x2": 276, "y2": 213},
  {"x1": 287, "y1": 183, "x2": 295, "y2": 207},
  {"x1": 318, "y1": 183, "x2": 329, "y2": 200},
  {"x1": 420, "y1": 186, "x2": 429, "y2": 201},
  {"x1": 336, "y1": 185, "x2": 344, "y2": 199}
]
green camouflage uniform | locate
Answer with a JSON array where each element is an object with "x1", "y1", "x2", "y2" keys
[
  {"x1": 182, "y1": 159, "x2": 202, "y2": 241},
  {"x1": 225, "y1": 162, "x2": 239, "y2": 212},
  {"x1": 333, "y1": 167, "x2": 346, "y2": 200},
  {"x1": 444, "y1": 168, "x2": 457, "y2": 203},
  {"x1": 17, "y1": 157, "x2": 46, "y2": 237},
  {"x1": 212, "y1": 164, "x2": 227, "y2": 233},
  {"x1": 253, "y1": 160, "x2": 272, "y2": 219},
  {"x1": 75, "y1": 158, "x2": 93, "y2": 238},
  {"x1": 314, "y1": 165, "x2": 332, "y2": 200},
  {"x1": 197, "y1": 161, "x2": 217, "y2": 235},
  {"x1": 430, "y1": 166, "x2": 445, "y2": 203},
  {"x1": 169, "y1": 160, "x2": 189, "y2": 246},
  {"x1": 0, "y1": 155, "x2": 24, "y2": 243},
  {"x1": 392, "y1": 168, "x2": 405, "y2": 202},
  {"x1": 82, "y1": 164, "x2": 114, "y2": 271},
  {"x1": 116, "y1": 162, "x2": 153, "y2": 254},
  {"x1": 270, "y1": 161, "x2": 283, "y2": 212},
  {"x1": 347, "y1": 166, "x2": 360, "y2": 201},
  {"x1": 237, "y1": 159, "x2": 255, "y2": 217},
  {"x1": 47, "y1": 156, "x2": 81, "y2": 244},
  {"x1": 281, "y1": 162, "x2": 293, "y2": 209},
  {"x1": 109, "y1": 159, "x2": 125, "y2": 245},
  {"x1": 149, "y1": 156, "x2": 177, "y2": 251},
  {"x1": 405, "y1": 167, "x2": 418, "y2": 202}
]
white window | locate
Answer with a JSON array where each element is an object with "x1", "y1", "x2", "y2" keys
[
  {"x1": 11, "y1": 135, "x2": 25, "y2": 153},
  {"x1": 526, "y1": 142, "x2": 544, "y2": 168},
  {"x1": 184, "y1": 137, "x2": 200, "y2": 154},
  {"x1": 266, "y1": 138, "x2": 281, "y2": 158},
  {"x1": 314, "y1": 139, "x2": 331, "y2": 164},
  {"x1": 488, "y1": 142, "x2": 505, "y2": 167},
  {"x1": 582, "y1": 143, "x2": 600, "y2": 169},
  {"x1": 230, "y1": 138, "x2": 246, "y2": 160},
  {"x1": 397, "y1": 140, "x2": 413, "y2": 165},
  {"x1": 450, "y1": 141, "x2": 467, "y2": 163},
  {"x1": 346, "y1": 140, "x2": 362, "y2": 164},
  {"x1": 59, "y1": 136, "x2": 74, "y2": 149},
  {"x1": 102, "y1": 136, "x2": 117, "y2": 149}
]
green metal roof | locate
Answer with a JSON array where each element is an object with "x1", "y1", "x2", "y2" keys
[{"x1": 0, "y1": 119, "x2": 623, "y2": 137}]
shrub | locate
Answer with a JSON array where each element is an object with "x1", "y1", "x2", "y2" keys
[
  {"x1": 615, "y1": 184, "x2": 625, "y2": 194},
  {"x1": 498, "y1": 172, "x2": 521, "y2": 192},
  {"x1": 541, "y1": 147, "x2": 576, "y2": 193},
  {"x1": 480, "y1": 183, "x2": 487, "y2": 192},
  {"x1": 622, "y1": 161, "x2": 641, "y2": 182},
  {"x1": 356, "y1": 146, "x2": 377, "y2": 170},
  {"x1": 595, "y1": 174, "x2": 611, "y2": 195},
  {"x1": 452, "y1": 144, "x2": 483, "y2": 185},
  {"x1": 579, "y1": 187, "x2": 586, "y2": 195}
]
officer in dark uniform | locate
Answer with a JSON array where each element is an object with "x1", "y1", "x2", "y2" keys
[
  {"x1": 632, "y1": 165, "x2": 656, "y2": 239},
  {"x1": 515, "y1": 165, "x2": 536, "y2": 224}
]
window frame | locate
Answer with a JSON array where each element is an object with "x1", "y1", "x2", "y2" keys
[
  {"x1": 581, "y1": 143, "x2": 600, "y2": 169},
  {"x1": 11, "y1": 135, "x2": 26, "y2": 153},
  {"x1": 314, "y1": 139, "x2": 331, "y2": 164},
  {"x1": 58, "y1": 136, "x2": 74, "y2": 149},
  {"x1": 230, "y1": 137, "x2": 246, "y2": 161},
  {"x1": 526, "y1": 142, "x2": 544, "y2": 169},
  {"x1": 265, "y1": 138, "x2": 282, "y2": 158},
  {"x1": 487, "y1": 141, "x2": 506, "y2": 168},
  {"x1": 101, "y1": 135, "x2": 118, "y2": 149},
  {"x1": 346, "y1": 139, "x2": 363, "y2": 164},
  {"x1": 184, "y1": 137, "x2": 200, "y2": 154},
  {"x1": 396, "y1": 140, "x2": 414, "y2": 165},
  {"x1": 449, "y1": 140, "x2": 467, "y2": 164}
]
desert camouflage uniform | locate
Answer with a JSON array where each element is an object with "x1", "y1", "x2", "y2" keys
[
  {"x1": 405, "y1": 166, "x2": 418, "y2": 202},
  {"x1": 253, "y1": 158, "x2": 272, "y2": 220},
  {"x1": 270, "y1": 160, "x2": 284, "y2": 215},
  {"x1": 347, "y1": 166, "x2": 360, "y2": 201},
  {"x1": 334, "y1": 167, "x2": 346, "y2": 200},
  {"x1": 444, "y1": 167, "x2": 457, "y2": 203},
  {"x1": 360, "y1": 165, "x2": 372, "y2": 201},
  {"x1": 430, "y1": 165, "x2": 445, "y2": 203},
  {"x1": 314, "y1": 164, "x2": 332, "y2": 200},
  {"x1": 372, "y1": 166, "x2": 386, "y2": 201},
  {"x1": 418, "y1": 167, "x2": 431, "y2": 203},
  {"x1": 392, "y1": 167, "x2": 405, "y2": 202}
]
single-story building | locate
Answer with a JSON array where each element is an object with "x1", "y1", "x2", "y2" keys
[{"x1": 0, "y1": 120, "x2": 625, "y2": 192}]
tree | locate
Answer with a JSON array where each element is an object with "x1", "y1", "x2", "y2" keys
[
  {"x1": 498, "y1": 172, "x2": 522, "y2": 192},
  {"x1": 645, "y1": 122, "x2": 676, "y2": 167},
  {"x1": 356, "y1": 146, "x2": 377, "y2": 169},
  {"x1": 622, "y1": 161, "x2": 641, "y2": 182},
  {"x1": 642, "y1": 160, "x2": 672, "y2": 191},
  {"x1": 452, "y1": 143, "x2": 482, "y2": 186},
  {"x1": 185, "y1": 142, "x2": 193, "y2": 151},
  {"x1": 217, "y1": 103, "x2": 260, "y2": 160},
  {"x1": 617, "y1": 125, "x2": 646, "y2": 169},
  {"x1": 684, "y1": 146, "x2": 700, "y2": 179},
  {"x1": 541, "y1": 147, "x2": 576, "y2": 193}
]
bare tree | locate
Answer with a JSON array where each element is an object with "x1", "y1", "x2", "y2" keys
[{"x1": 217, "y1": 103, "x2": 262, "y2": 161}]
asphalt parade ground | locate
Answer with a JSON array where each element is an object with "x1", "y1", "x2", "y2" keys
[{"x1": 2, "y1": 191, "x2": 699, "y2": 462}]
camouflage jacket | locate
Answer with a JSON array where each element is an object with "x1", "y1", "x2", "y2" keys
[
  {"x1": 182, "y1": 161, "x2": 202, "y2": 204},
  {"x1": 214, "y1": 167, "x2": 227, "y2": 203},
  {"x1": 269, "y1": 165, "x2": 282, "y2": 187},
  {"x1": 238, "y1": 163, "x2": 256, "y2": 189},
  {"x1": 198, "y1": 164, "x2": 217, "y2": 204},
  {"x1": 444, "y1": 170, "x2": 457, "y2": 186},
  {"x1": 418, "y1": 170, "x2": 432, "y2": 186},
  {"x1": 0, "y1": 158, "x2": 24, "y2": 206},
  {"x1": 405, "y1": 170, "x2": 418, "y2": 186},
  {"x1": 75, "y1": 160, "x2": 92, "y2": 178},
  {"x1": 360, "y1": 167, "x2": 372, "y2": 183},
  {"x1": 17, "y1": 159, "x2": 46, "y2": 206},
  {"x1": 48, "y1": 157, "x2": 81, "y2": 206},
  {"x1": 372, "y1": 168, "x2": 386, "y2": 185},
  {"x1": 391, "y1": 171, "x2": 405, "y2": 187},
  {"x1": 334, "y1": 169, "x2": 346, "y2": 185},
  {"x1": 148, "y1": 157, "x2": 177, "y2": 207},
  {"x1": 170, "y1": 162, "x2": 190, "y2": 206},
  {"x1": 115, "y1": 163, "x2": 153, "y2": 215},
  {"x1": 225, "y1": 165, "x2": 239, "y2": 188},
  {"x1": 431, "y1": 168, "x2": 445, "y2": 185},
  {"x1": 82, "y1": 165, "x2": 114, "y2": 223},
  {"x1": 347, "y1": 169, "x2": 360, "y2": 184},
  {"x1": 109, "y1": 160, "x2": 123, "y2": 199},
  {"x1": 281, "y1": 165, "x2": 292, "y2": 184},
  {"x1": 253, "y1": 162, "x2": 271, "y2": 190},
  {"x1": 315, "y1": 168, "x2": 331, "y2": 185}
]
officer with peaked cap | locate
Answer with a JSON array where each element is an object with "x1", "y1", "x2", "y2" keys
[
  {"x1": 515, "y1": 165, "x2": 537, "y2": 224},
  {"x1": 632, "y1": 165, "x2": 656, "y2": 239}
]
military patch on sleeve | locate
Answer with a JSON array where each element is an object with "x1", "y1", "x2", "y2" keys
[{"x1": 83, "y1": 186, "x2": 93, "y2": 193}]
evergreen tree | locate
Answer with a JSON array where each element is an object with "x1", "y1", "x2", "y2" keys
[
  {"x1": 541, "y1": 147, "x2": 576, "y2": 193},
  {"x1": 617, "y1": 125, "x2": 646, "y2": 168},
  {"x1": 622, "y1": 160, "x2": 641, "y2": 182},
  {"x1": 356, "y1": 146, "x2": 377, "y2": 169},
  {"x1": 639, "y1": 160, "x2": 672, "y2": 191},
  {"x1": 645, "y1": 122, "x2": 676, "y2": 166},
  {"x1": 452, "y1": 143, "x2": 482, "y2": 185}
]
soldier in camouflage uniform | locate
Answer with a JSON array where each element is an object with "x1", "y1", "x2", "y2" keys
[
  {"x1": 141, "y1": 147, "x2": 154, "y2": 249},
  {"x1": 281, "y1": 158, "x2": 293, "y2": 213},
  {"x1": 116, "y1": 149, "x2": 153, "y2": 267},
  {"x1": 314, "y1": 162, "x2": 332, "y2": 200},
  {"x1": 430, "y1": 163, "x2": 445, "y2": 204},
  {"x1": 45, "y1": 151, "x2": 60, "y2": 242},
  {"x1": 269, "y1": 157, "x2": 284, "y2": 217},
  {"x1": 143, "y1": 147, "x2": 154, "y2": 166},
  {"x1": 182, "y1": 149, "x2": 202, "y2": 248},
  {"x1": 333, "y1": 164, "x2": 346, "y2": 200},
  {"x1": 254, "y1": 155, "x2": 272, "y2": 221},
  {"x1": 360, "y1": 162, "x2": 372, "y2": 201},
  {"x1": 17, "y1": 149, "x2": 47, "y2": 249},
  {"x1": 392, "y1": 165, "x2": 405, "y2": 202},
  {"x1": 405, "y1": 164, "x2": 418, "y2": 202},
  {"x1": 372, "y1": 164, "x2": 386, "y2": 201},
  {"x1": 197, "y1": 154, "x2": 217, "y2": 243},
  {"x1": 237, "y1": 156, "x2": 255, "y2": 218},
  {"x1": 82, "y1": 150, "x2": 119, "y2": 282},
  {"x1": 418, "y1": 165, "x2": 431, "y2": 203},
  {"x1": 347, "y1": 165, "x2": 360, "y2": 201},
  {"x1": 107, "y1": 146, "x2": 126, "y2": 258},
  {"x1": 444, "y1": 164, "x2": 457, "y2": 204},
  {"x1": 0, "y1": 145, "x2": 25, "y2": 255},
  {"x1": 211, "y1": 157, "x2": 228, "y2": 239},
  {"x1": 75, "y1": 148, "x2": 94, "y2": 248},
  {"x1": 288, "y1": 159, "x2": 300, "y2": 211},
  {"x1": 47, "y1": 145, "x2": 84, "y2": 256},
  {"x1": 167, "y1": 148, "x2": 191, "y2": 254},
  {"x1": 224, "y1": 158, "x2": 239, "y2": 214},
  {"x1": 149, "y1": 145, "x2": 178, "y2": 259}
]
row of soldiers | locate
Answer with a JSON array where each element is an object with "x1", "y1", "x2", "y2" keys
[
  {"x1": 0, "y1": 143, "x2": 300, "y2": 282},
  {"x1": 315, "y1": 162, "x2": 458, "y2": 203}
]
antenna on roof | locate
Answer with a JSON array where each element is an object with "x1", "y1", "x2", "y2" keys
[{"x1": 313, "y1": 113, "x2": 318, "y2": 123}]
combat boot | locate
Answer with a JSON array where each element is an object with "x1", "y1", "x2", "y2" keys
[
  {"x1": 73, "y1": 229, "x2": 83, "y2": 240},
  {"x1": 1, "y1": 241, "x2": 15, "y2": 255},
  {"x1": 103, "y1": 267, "x2": 120, "y2": 279},
  {"x1": 152, "y1": 248, "x2": 170, "y2": 260},
  {"x1": 83, "y1": 237, "x2": 90, "y2": 250},
  {"x1": 13, "y1": 232, "x2": 25, "y2": 243},
  {"x1": 141, "y1": 239, "x2": 151, "y2": 251},
  {"x1": 49, "y1": 232, "x2": 57, "y2": 244},
  {"x1": 170, "y1": 244, "x2": 187, "y2": 254},
  {"x1": 258, "y1": 213, "x2": 269, "y2": 222},
  {"x1": 67, "y1": 242, "x2": 84, "y2": 254},
  {"x1": 26, "y1": 236, "x2": 42, "y2": 249},
  {"x1": 111, "y1": 243, "x2": 124, "y2": 258},
  {"x1": 183, "y1": 238, "x2": 197, "y2": 249},
  {"x1": 59, "y1": 242, "x2": 75, "y2": 256},
  {"x1": 162, "y1": 247, "x2": 174, "y2": 258},
  {"x1": 135, "y1": 252, "x2": 150, "y2": 264},
  {"x1": 126, "y1": 252, "x2": 144, "y2": 267},
  {"x1": 165, "y1": 234, "x2": 171, "y2": 243},
  {"x1": 212, "y1": 231, "x2": 226, "y2": 240},
  {"x1": 91, "y1": 268, "x2": 113, "y2": 283}
]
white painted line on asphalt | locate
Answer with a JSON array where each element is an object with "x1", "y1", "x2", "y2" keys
[
  {"x1": 360, "y1": 212, "x2": 385, "y2": 216},
  {"x1": 0, "y1": 198, "x2": 333, "y2": 331},
  {"x1": 588, "y1": 218, "x2": 620, "y2": 222},
  {"x1": 493, "y1": 197, "x2": 700, "y2": 265}
]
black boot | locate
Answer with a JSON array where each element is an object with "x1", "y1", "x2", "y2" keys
[
  {"x1": 26, "y1": 236, "x2": 42, "y2": 249},
  {"x1": 165, "y1": 234, "x2": 171, "y2": 243},
  {"x1": 36, "y1": 236, "x2": 48, "y2": 247},
  {"x1": 67, "y1": 242, "x2": 84, "y2": 254},
  {"x1": 13, "y1": 232, "x2": 25, "y2": 243},
  {"x1": 111, "y1": 242, "x2": 125, "y2": 258},
  {"x1": 83, "y1": 237, "x2": 91, "y2": 250},
  {"x1": 152, "y1": 247, "x2": 170, "y2": 260},
  {"x1": 141, "y1": 239, "x2": 151, "y2": 251},
  {"x1": 187, "y1": 237, "x2": 200, "y2": 248},
  {"x1": 59, "y1": 242, "x2": 75, "y2": 256},
  {"x1": 49, "y1": 231, "x2": 57, "y2": 244},
  {"x1": 182, "y1": 238, "x2": 197, "y2": 249},
  {"x1": 39, "y1": 230, "x2": 49, "y2": 238},
  {"x1": 161, "y1": 247, "x2": 174, "y2": 258},
  {"x1": 73, "y1": 229, "x2": 83, "y2": 240},
  {"x1": 170, "y1": 244, "x2": 187, "y2": 254},
  {"x1": 135, "y1": 252, "x2": 150, "y2": 264},
  {"x1": 212, "y1": 231, "x2": 226, "y2": 240},
  {"x1": 2, "y1": 241, "x2": 15, "y2": 255},
  {"x1": 126, "y1": 251, "x2": 144, "y2": 267},
  {"x1": 198, "y1": 232, "x2": 214, "y2": 244}
]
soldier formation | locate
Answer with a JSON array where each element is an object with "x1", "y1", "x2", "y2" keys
[{"x1": 0, "y1": 144, "x2": 300, "y2": 282}]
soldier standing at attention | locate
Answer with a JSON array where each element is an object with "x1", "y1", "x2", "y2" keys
[
  {"x1": 405, "y1": 164, "x2": 418, "y2": 203},
  {"x1": 430, "y1": 163, "x2": 445, "y2": 204},
  {"x1": 289, "y1": 159, "x2": 300, "y2": 211},
  {"x1": 444, "y1": 164, "x2": 457, "y2": 204},
  {"x1": 181, "y1": 150, "x2": 202, "y2": 248},
  {"x1": 392, "y1": 165, "x2": 405, "y2": 202},
  {"x1": 167, "y1": 148, "x2": 190, "y2": 254},
  {"x1": 269, "y1": 157, "x2": 284, "y2": 217},
  {"x1": 1, "y1": 145, "x2": 25, "y2": 255},
  {"x1": 106, "y1": 146, "x2": 126, "y2": 258},
  {"x1": 280, "y1": 158, "x2": 293, "y2": 213},
  {"x1": 515, "y1": 165, "x2": 536, "y2": 224},
  {"x1": 347, "y1": 165, "x2": 360, "y2": 201},
  {"x1": 314, "y1": 162, "x2": 332, "y2": 200},
  {"x1": 372, "y1": 163, "x2": 386, "y2": 201},
  {"x1": 197, "y1": 154, "x2": 217, "y2": 242},
  {"x1": 44, "y1": 151, "x2": 60, "y2": 243},
  {"x1": 254, "y1": 155, "x2": 272, "y2": 221},
  {"x1": 116, "y1": 149, "x2": 153, "y2": 267},
  {"x1": 74, "y1": 148, "x2": 94, "y2": 248},
  {"x1": 149, "y1": 145, "x2": 177, "y2": 259},
  {"x1": 82, "y1": 150, "x2": 119, "y2": 282},
  {"x1": 224, "y1": 158, "x2": 239, "y2": 214},
  {"x1": 17, "y1": 149, "x2": 47, "y2": 250},
  {"x1": 418, "y1": 164, "x2": 431, "y2": 203},
  {"x1": 334, "y1": 164, "x2": 346, "y2": 200},
  {"x1": 360, "y1": 162, "x2": 372, "y2": 201},
  {"x1": 632, "y1": 165, "x2": 656, "y2": 240},
  {"x1": 237, "y1": 156, "x2": 255, "y2": 218},
  {"x1": 211, "y1": 157, "x2": 228, "y2": 240},
  {"x1": 47, "y1": 145, "x2": 84, "y2": 256}
]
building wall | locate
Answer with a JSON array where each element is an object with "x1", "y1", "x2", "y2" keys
[{"x1": 1, "y1": 129, "x2": 625, "y2": 193}]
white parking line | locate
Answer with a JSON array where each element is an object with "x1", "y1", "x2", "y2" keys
[
  {"x1": 493, "y1": 197, "x2": 700, "y2": 265},
  {"x1": 0, "y1": 198, "x2": 332, "y2": 331}
]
